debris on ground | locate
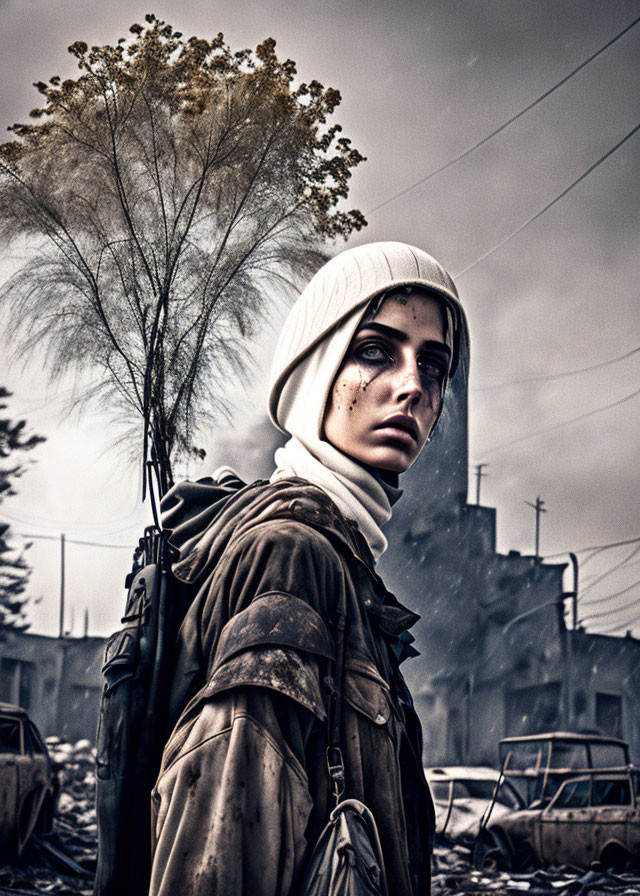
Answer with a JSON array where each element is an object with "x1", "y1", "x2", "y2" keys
[
  {"x1": 432, "y1": 845, "x2": 640, "y2": 895},
  {"x1": 0, "y1": 738, "x2": 96, "y2": 896},
  {"x1": 3, "y1": 747, "x2": 640, "y2": 895}
]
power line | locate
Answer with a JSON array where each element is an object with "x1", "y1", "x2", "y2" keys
[
  {"x1": 20, "y1": 532, "x2": 132, "y2": 550},
  {"x1": 580, "y1": 543, "x2": 640, "y2": 597},
  {"x1": 591, "y1": 612, "x2": 640, "y2": 635},
  {"x1": 1, "y1": 502, "x2": 143, "y2": 533},
  {"x1": 582, "y1": 541, "x2": 640, "y2": 567},
  {"x1": 582, "y1": 587, "x2": 640, "y2": 610},
  {"x1": 545, "y1": 536, "x2": 640, "y2": 560},
  {"x1": 580, "y1": 577, "x2": 640, "y2": 617},
  {"x1": 588, "y1": 554, "x2": 640, "y2": 576},
  {"x1": 473, "y1": 344, "x2": 640, "y2": 392},
  {"x1": 456, "y1": 121, "x2": 640, "y2": 278},
  {"x1": 366, "y1": 14, "x2": 640, "y2": 215},
  {"x1": 480, "y1": 384, "x2": 640, "y2": 458},
  {"x1": 581, "y1": 591, "x2": 640, "y2": 621},
  {"x1": 581, "y1": 571, "x2": 640, "y2": 607}
]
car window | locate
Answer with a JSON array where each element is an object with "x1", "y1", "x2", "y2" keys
[
  {"x1": 454, "y1": 780, "x2": 497, "y2": 801},
  {"x1": 552, "y1": 778, "x2": 590, "y2": 808},
  {"x1": 589, "y1": 744, "x2": 627, "y2": 768},
  {"x1": 549, "y1": 743, "x2": 588, "y2": 769},
  {"x1": 25, "y1": 721, "x2": 46, "y2": 756},
  {"x1": 497, "y1": 780, "x2": 524, "y2": 809},
  {"x1": 22, "y1": 722, "x2": 36, "y2": 754},
  {"x1": 429, "y1": 781, "x2": 451, "y2": 800},
  {"x1": 501, "y1": 740, "x2": 550, "y2": 772},
  {"x1": 591, "y1": 778, "x2": 631, "y2": 806},
  {"x1": 0, "y1": 717, "x2": 22, "y2": 754}
]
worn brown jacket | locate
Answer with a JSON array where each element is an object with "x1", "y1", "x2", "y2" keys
[{"x1": 149, "y1": 478, "x2": 435, "y2": 895}]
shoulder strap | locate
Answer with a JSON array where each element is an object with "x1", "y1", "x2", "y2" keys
[{"x1": 326, "y1": 564, "x2": 348, "y2": 805}]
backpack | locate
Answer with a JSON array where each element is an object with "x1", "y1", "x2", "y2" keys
[
  {"x1": 93, "y1": 468, "x2": 246, "y2": 896},
  {"x1": 300, "y1": 800, "x2": 388, "y2": 896}
]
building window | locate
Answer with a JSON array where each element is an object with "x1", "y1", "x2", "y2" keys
[
  {"x1": 505, "y1": 682, "x2": 561, "y2": 736},
  {"x1": 0, "y1": 659, "x2": 16, "y2": 704},
  {"x1": 595, "y1": 692, "x2": 622, "y2": 739},
  {"x1": 0, "y1": 658, "x2": 35, "y2": 710}
]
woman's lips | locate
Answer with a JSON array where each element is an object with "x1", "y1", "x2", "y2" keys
[{"x1": 374, "y1": 415, "x2": 418, "y2": 442}]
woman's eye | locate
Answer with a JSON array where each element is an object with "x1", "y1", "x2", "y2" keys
[
  {"x1": 356, "y1": 342, "x2": 388, "y2": 362},
  {"x1": 418, "y1": 357, "x2": 444, "y2": 380}
]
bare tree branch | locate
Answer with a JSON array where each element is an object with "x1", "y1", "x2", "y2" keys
[{"x1": 0, "y1": 15, "x2": 366, "y2": 489}]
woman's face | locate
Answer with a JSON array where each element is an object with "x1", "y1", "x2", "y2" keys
[{"x1": 323, "y1": 290, "x2": 450, "y2": 473}]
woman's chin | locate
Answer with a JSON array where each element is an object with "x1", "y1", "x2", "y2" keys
[{"x1": 360, "y1": 448, "x2": 417, "y2": 474}]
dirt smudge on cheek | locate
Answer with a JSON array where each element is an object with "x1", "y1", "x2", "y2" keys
[
  {"x1": 355, "y1": 363, "x2": 372, "y2": 394},
  {"x1": 334, "y1": 369, "x2": 368, "y2": 412},
  {"x1": 331, "y1": 380, "x2": 347, "y2": 411}
]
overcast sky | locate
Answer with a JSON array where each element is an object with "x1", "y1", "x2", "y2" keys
[{"x1": 1, "y1": 0, "x2": 639, "y2": 638}]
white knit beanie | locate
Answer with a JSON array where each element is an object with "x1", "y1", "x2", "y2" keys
[{"x1": 268, "y1": 241, "x2": 464, "y2": 431}]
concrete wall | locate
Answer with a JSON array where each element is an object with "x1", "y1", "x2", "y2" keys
[
  {"x1": 4, "y1": 498, "x2": 640, "y2": 768},
  {"x1": 379, "y1": 484, "x2": 640, "y2": 768},
  {"x1": 413, "y1": 574, "x2": 640, "y2": 767},
  {"x1": 380, "y1": 485, "x2": 569, "y2": 767},
  {"x1": 0, "y1": 630, "x2": 105, "y2": 743}
]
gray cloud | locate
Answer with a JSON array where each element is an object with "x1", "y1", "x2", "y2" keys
[{"x1": 1, "y1": 0, "x2": 638, "y2": 635}]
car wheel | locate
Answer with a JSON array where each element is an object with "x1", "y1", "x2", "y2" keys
[
  {"x1": 513, "y1": 840, "x2": 538, "y2": 873},
  {"x1": 599, "y1": 844, "x2": 637, "y2": 873},
  {"x1": 473, "y1": 829, "x2": 514, "y2": 872}
]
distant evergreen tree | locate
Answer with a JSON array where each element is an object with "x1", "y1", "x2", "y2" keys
[{"x1": 0, "y1": 387, "x2": 45, "y2": 633}]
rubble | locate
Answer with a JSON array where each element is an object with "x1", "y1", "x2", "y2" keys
[
  {"x1": 0, "y1": 738, "x2": 96, "y2": 896},
  {"x1": 432, "y1": 845, "x2": 640, "y2": 895},
  {"x1": 2, "y1": 743, "x2": 640, "y2": 896}
]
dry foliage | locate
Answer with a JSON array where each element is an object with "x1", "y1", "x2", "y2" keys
[{"x1": 0, "y1": 14, "x2": 366, "y2": 490}]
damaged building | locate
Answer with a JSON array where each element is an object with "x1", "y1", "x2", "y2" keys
[
  {"x1": 0, "y1": 629, "x2": 104, "y2": 743},
  {"x1": 380, "y1": 370, "x2": 640, "y2": 766},
  {"x1": 2, "y1": 370, "x2": 639, "y2": 763}
]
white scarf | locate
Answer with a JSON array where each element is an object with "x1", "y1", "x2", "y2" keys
[
  {"x1": 268, "y1": 242, "x2": 465, "y2": 559},
  {"x1": 270, "y1": 305, "x2": 400, "y2": 559}
]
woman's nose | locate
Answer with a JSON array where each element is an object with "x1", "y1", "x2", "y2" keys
[{"x1": 393, "y1": 359, "x2": 422, "y2": 405}]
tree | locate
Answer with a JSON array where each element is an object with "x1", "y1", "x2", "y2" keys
[
  {"x1": 0, "y1": 15, "x2": 366, "y2": 493},
  {"x1": 0, "y1": 387, "x2": 45, "y2": 633}
]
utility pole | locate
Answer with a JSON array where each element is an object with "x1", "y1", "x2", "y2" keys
[
  {"x1": 524, "y1": 497, "x2": 546, "y2": 560},
  {"x1": 475, "y1": 463, "x2": 488, "y2": 505},
  {"x1": 568, "y1": 553, "x2": 579, "y2": 629},
  {"x1": 560, "y1": 554, "x2": 579, "y2": 729},
  {"x1": 59, "y1": 532, "x2": 66, "y2": 638}
]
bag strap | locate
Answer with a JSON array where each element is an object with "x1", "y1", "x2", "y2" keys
[{"x1": 326, "y1": 565, "x2": 348, "y2": 805}]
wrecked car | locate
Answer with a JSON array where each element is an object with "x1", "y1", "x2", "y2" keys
[
  {"x1": 426, "y1": 766, "x2": 523, "y2": 845},
  {"x1": 0, "y1": 702, "x2": 58, "y2": 856},
  {"x1": 498, "y1": 731, "x2": 630, "y2": 805},
  {"x1": 474, "y1": 732, "x2": 638, "y2": 872},
  {"x1": 474, "y1": 768, "x2": 640, "y2": 872}
]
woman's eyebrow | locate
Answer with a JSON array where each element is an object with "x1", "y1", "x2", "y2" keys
[{"x1": 358, "y1": 321, "x2": 450, "y2": 354}]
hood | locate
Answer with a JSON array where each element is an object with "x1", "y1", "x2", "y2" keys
[{"x1": 268, "y1": 240, "x2": 468, "y2": 432}]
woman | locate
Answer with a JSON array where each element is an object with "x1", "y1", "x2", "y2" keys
[{"x1": 149, "y1": 241, "x2": 468, "y2": 896}]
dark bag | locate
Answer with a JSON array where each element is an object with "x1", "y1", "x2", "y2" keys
[
  {"x1": 94, "y1": 469, "x2": 246, "y2": 896},
  {"x1": 300, "y1": 799, "x2": 388, "y2": 896},
  {"x1": 299, "y1": 586, "x2": 389, "y2": 896}
]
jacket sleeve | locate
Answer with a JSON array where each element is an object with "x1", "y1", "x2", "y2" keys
[
  {"x1": 150, "y1": 521, "x2": 343, "y2": 896},
  {"x1": 150, "y1": 688, "x2": 315, "y2": 896},
  {"x1": 168, "y1": 518, "x2": 343, "y2": 725}
]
